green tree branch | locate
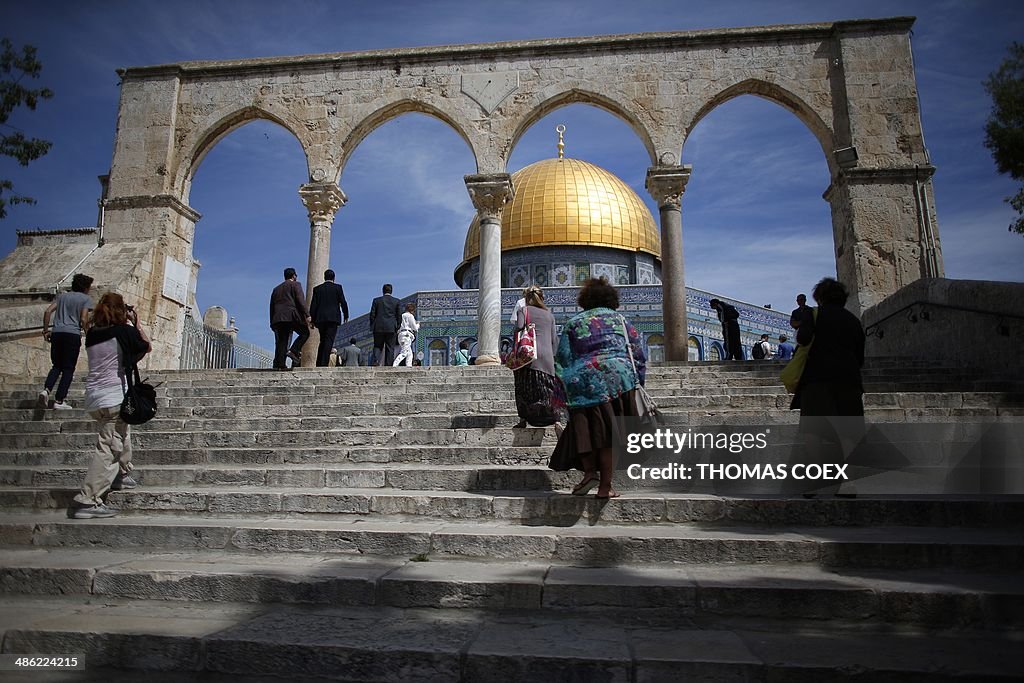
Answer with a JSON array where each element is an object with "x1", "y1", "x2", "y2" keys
[
  {"x1": 0, "y1": 37, "x2": 54, "y2": 219},
  {"x1": 983, "y1": 42, "x2": 1024, "y2": 235}
]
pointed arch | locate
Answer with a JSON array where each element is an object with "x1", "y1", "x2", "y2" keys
[
  {"x1": 681, "y1": 79, "x2": 836, "y2": 175},
  {"x1": 173, "y1": 105, "x2": 307, "y2": 200},
  {"x1": 508, "y1": 88, "x2": 657, "y2": 166},
  {"x1": 339, "y1": 99, "x2": 479, "y2": 176}
]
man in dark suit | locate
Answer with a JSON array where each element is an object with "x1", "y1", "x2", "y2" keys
[
  {"x1": 309, "y1": 269, "x2": 349, "y2": 367},
  {"x1": 269, "y1": 267, "x2": 311, "y2": 369},
  {"x1": 368, "y1": 283, "x2": 401, "y2": 367}
]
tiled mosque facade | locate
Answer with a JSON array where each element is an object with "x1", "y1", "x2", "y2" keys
[{"x1": 337, "y1": 285, "x2": 791, "y2": 366}]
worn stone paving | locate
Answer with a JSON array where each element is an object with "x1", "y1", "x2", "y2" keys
[{"x1": 0, "y1": 363, "x2": 1022, "y2": 680}]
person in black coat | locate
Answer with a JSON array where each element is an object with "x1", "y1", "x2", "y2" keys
[
  {"x1": 368, "y1": 283, "x2": 402, "y2": 367},
  {"x1": 309, "y1": 269, "x2": 349, "y2": 367},
  {"x1": 791, "y1": 277, "x2": 866, "y2": 497},
  {"x1": 791, "y1": 278, "x2": 865, "y2": 416},
  {"x1": 269, "y1": 267, "x2": 311, "y2": 369},
  {"x1": 709, "y1": 298, "x2": 743, "y2": 360}
]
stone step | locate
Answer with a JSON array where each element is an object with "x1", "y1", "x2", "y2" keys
[
  {"x1": 5, "y1": 484, "x2": 1023, "y2": 527},
  {"x1": 8, "y1": 368, "x2": 1011, "y2": 395},
  {"x1": 11, "y1": 375, "x2": 1006, "y2": 403},
  {"x1": 9, "y1": 394, "x2": 1018, "y2": 434},
  {"x1": 0, "y1": 445, "x2": 556, "y2": 467},
  {"x1": 5, "y1": 405, "x2": 1022, "y2": 447},
  {"x1": 0, "y1": 403, "x2": 517, "y2": 420},
  {"x1": 8, "y1": 358, "x2": 951, "y2": 383},
  {"x1": 0, "y1": 427, "x2": 561, "y2": 450},
  {"x1": 0, "y1": 414, "x2": 535, "y2": 435},
  {"x1": 0, "y1": 595, "x2": 1019, "y2": 680},
  {"x1": 2, "y1": 511, "x2": 1021, "y2": 569},
  {"x1": 2, "y1": 461, "x2": 1021, "y2": 513},
  {"x1": 1, "y1": 549, "x2": 1021, "y2": 629},
  {"x1": 4, "y1": 391, "x2": 1020, "y2": 425}
]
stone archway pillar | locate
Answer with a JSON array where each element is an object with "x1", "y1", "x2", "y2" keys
[
  {"x1": 298, "y1": 182, "x2": 347, "y2": 366},
  {"x1": 646, "y1": 165, "x2": 692, "y2": 363},
  {"x1": 823, "y1": 165, "x2": 943, "y2": 313},
  {"x1": 465, "y1": 173, "x2": 514, "y2": 366}
]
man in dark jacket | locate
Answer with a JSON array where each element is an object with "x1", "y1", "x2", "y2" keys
[
  {"x1": 269, "y1": 267, "x2": 311, "y2": 369},
  {"x1": 790, "y1": 293, "x2": 810, "y2": 330},
  {"x1": 709, "y1": 298, "x2": 743, "y2": 360},
  {"x1": 368, "y1": 283, "x2": 402, "y2": 367},
  {"x1": 309, "y1": 269, "x2": 349, "y2": 367}
]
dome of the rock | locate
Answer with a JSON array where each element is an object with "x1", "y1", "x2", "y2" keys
[{"x1": 455, "y1": 157, "x2": 661, "y2": 288}]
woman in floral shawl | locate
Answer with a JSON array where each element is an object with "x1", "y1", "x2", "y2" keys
[{"x1": 550, "y1": 278, "x2": 646, "y2": 499}]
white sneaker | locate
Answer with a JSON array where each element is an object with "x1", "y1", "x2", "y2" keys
[
  {"x1": 112, "y1": 474, "x2": 138, "y2": 490},
  {"x1": 53, "y1": 401, "x2": 74, "y2": 411},
  {"x1": 37, "y1": 389, "x2": 49, "y2": 408},
  {"x1": 70, "y1": 504, "x2": 117, "y2": 519}
]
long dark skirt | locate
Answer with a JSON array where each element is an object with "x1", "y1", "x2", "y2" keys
[
  {"x1": 549, "y1": 389, "x2": 638, "y2": 472},
  {"x1": 513, "y1": 367, "x2": 560, "y2": 426},
  {"x1": 797, "y1": 381, "x2": 865, "y2": 444}
]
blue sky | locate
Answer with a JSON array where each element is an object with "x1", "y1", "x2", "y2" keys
[{"x1": 2, "y1": 0, "x2": 1022, "y2": 352}]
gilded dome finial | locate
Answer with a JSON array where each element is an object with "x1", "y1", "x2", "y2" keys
[{"x1": 556, "y1": 124, "x2": 566, "y2": 160}]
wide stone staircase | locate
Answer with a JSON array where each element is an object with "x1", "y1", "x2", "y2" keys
[{"x1": 0, "y1": 361, "x2": 1022, "y2": 681}]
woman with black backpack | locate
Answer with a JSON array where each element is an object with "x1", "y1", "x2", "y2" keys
[{"x1": 69, "y1": 293, "x2": 151, "y2": 520}]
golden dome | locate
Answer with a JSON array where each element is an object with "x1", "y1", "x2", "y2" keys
[{"x1": 460, "y1": 157, "x2": 660, "y2": 266}]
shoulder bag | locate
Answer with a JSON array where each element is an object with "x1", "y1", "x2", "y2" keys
[
  {"x1": 780, "y1": 307, "x2": 817, "y2": 394},
  {"x1": 120, "y1": 362, "x2": 157, "y2": 425},
  {"x1": 505, "y1": 306, "x2": 537, "y2": 371},
  {"x1": 114, "y1": 328, "x2": 157, "y2": 425},
  {"x1": 619, "y1": 316, "x2": 663, "y2": 425}
]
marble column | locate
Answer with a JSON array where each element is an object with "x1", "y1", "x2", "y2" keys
[
  {"x1": 298, "y1": 182, "x2": 347, "y2": 366},
  {"x1": 645, "y1": 166, "x2": 692, "y2": 363},
  {"x1": 464, "y1": 173, "x2": 514, "y2": 366}
]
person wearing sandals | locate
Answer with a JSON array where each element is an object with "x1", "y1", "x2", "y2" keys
[
  {"x1": 512, "y1": 285, "x2": 561, "y2": 429},
  {"x1": 69, "y1": 293, "x2": 151, "y2": 519},
  {"x1": 550, "y1": 277, "x2": 646, "y2": 499}
]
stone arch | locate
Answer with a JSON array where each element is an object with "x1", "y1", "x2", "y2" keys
[
  {"x1": 506, "y1": 88, "x2": 657, "y2": 167},
  {"x1": 96, "y1": 20, "x2": 937, "y2": 369},
  {"x1": 339, "y1": 99, "x2": 480, "y2": 178},
  {"x1": 680, "y1": 79, "x2": 836, "y2": 176},
  {"x1": 173, "y1": 105, "x2": 308, "y2": 201}
]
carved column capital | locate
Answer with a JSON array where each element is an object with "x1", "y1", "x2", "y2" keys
[
  {"x1": 464, "y1": 173, "x2": 514, "y2": 221},
  {"x1": 299, "y1": 182, "x2": 347, "y2": 224},
  {"x1": 645, "y1": 166, "x2": 692, "y2": 209}
]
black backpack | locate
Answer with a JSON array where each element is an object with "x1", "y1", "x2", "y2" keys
[
  {"x1": 113, "y1": 327, "x2": 157, "y2": 425},
  {"x1": 752, "y1": 341, "x2": 766, "y2": 359},
  {"x1": 120, "y1": 363, "x2": 157, "y2": 425}
]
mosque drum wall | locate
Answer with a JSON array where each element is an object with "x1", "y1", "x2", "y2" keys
[{"x1": 335, "y1": 285, "x2": 792, "y2": 366}]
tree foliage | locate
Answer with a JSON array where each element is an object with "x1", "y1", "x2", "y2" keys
[
  {"x1": 1, "y1": 38, "x2": 53, "y2": 220},
  {"x1": 983, "y1": 42, "x2": 1024, "y2": 235}
]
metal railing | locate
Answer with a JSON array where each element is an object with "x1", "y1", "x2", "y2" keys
[
  {"x1": 864, "y1": 300, "x2": 1023, "y2": 339},
  {"x1": 180, "y1": 315, "x2": 272, "y2": 370},
  {"x1": 232, "y1": 338, "x2": 275, "y2": 369}
]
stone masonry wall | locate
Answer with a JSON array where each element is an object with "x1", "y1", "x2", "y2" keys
[{"x1": 862, "y1": 278, "x2": 1024, "y2": 377}]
